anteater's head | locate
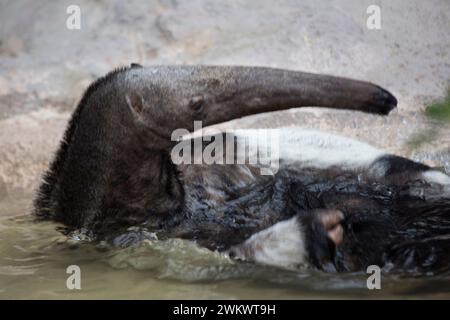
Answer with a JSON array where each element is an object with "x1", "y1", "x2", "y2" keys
[{"x1": 118, "y1": 65, "x2": 396, "y2": 147}]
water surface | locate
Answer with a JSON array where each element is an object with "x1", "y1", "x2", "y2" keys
[{"x1": 0, "y1": 215, "x2": 449, "y2": 299}]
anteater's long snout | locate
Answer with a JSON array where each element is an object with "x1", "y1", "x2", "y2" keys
[
  {"x1": 190, "y1": 66, "x2": 397, "y2": 127},
  {"x1": 120, "y1": 65, "x2": 397, "y2": 136}
]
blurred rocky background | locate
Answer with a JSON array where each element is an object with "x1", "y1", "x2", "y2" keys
[{"x1": 0, "y1": 0, "x2": 449, "y2": 216}]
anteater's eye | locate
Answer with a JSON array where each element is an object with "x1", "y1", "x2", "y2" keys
[{"x1": 190, "y1": 97, "x2": 204, "y2": 114}]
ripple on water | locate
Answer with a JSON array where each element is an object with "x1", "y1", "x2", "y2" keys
[{"x1": 0, "y1": 215, "x2": 449, "y2": 299}]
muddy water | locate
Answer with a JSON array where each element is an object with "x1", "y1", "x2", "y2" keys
[{"x1": 1, "y1": 215, "x2": 449, "y2": 299}]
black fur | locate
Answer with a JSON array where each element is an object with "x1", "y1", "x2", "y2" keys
[
  {"x1": 300, "y1": 209, "x2": 340, "y2": 272},
  {"x1": 33, "y1": 67, "x2": 132, "y2": 220}
]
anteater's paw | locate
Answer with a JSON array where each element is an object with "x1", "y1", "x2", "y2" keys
[
  {"x1": 226, "y1": 209, "x2": 345, "y2": 271},
  {"x1": 300, "y1": 209, "x2": 345, "y2": 272},
  {"x1": 317, "y1": 209, "x2": 344, "y2": 247}
]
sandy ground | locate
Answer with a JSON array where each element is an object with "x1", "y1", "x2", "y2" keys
[{"x1": 0, "y1": 0, "x2": 449, "y2": 216}]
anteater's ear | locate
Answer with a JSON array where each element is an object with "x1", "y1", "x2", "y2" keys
[
  {"x1": 130, "y1": 63, "x2": 142, "y2": 68},
  {"x1": 125, "y1": 92, "x2": 145, "y2": 122}
]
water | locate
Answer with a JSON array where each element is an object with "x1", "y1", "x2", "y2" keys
[{"x1": 0, "y1": 215, "x2": 449, "y2": 299}]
